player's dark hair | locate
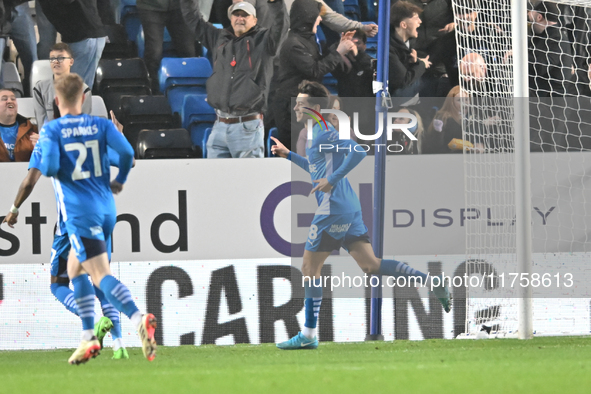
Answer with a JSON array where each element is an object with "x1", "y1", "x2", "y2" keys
[
  {"x1": 50, "y1": 42, "x2": 73, "y2": 58},
  {"x1": 533, "y1": 1, "x2": 560, "y2": 23},
  {"x1": 297, "y1": 80, "x2": 330, "y2": 109},
  {"x1": 54, "y1": 74, "x2": 84, "y2": 106},
  {"x1": 390, "y1": 1, "x2": 422, "y2": 29}
]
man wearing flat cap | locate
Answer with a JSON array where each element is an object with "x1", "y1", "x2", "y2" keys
[{"x1": 181, "y1": 0, "x2": 285, "y2": 158}]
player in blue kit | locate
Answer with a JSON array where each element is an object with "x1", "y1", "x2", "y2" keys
[
  {"x1": 2, "y1": 110, "x2": 132, "y2": 359},
  {"x1": 271, "y1": 80, "x2": 452, "y2": 350},
  {"x1": 37, "y1": 74, "x2": 157, "y2": 365}
]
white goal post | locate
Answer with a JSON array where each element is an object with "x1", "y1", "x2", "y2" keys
[{"x1": 453, "y1": 0, "x2": 591, "y2": 338}]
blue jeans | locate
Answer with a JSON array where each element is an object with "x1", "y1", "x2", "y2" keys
[
  {"x1": 10, "y1": 4, "x2": 38, "y2": 95},
  {"x1": 35, "y1": 1, "x2": 57, "y2": 60},
  {"x1": 69, "y1": 37, "x2": 107, "y2": 91},
  {"x1": 206, "y1": 118, "x2": 264, "y2": 158}
]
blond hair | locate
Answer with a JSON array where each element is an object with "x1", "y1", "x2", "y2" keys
[{"x1": 54, "y1": 73, "x2": 84, "y2": 106}]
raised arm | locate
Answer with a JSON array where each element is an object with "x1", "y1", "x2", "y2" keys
[
  {"x1": 180, "y1": 0, "x2": 222, "y2": 51},
  {"x1": 271, "y1": 136, "x2": 310, "y2": 172},
  {"x1": 318, "y1": 0, "x2": 378, "y2": 36}
]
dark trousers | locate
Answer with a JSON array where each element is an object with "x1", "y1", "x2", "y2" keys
[{"x1": 138, "y1": 8, "x2": 196, "y2": 92}]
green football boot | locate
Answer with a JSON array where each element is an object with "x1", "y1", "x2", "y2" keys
[
  {"x1": 94, "y1": 316, "x2": 113, "y2": 349},
  {"x1": 112, "y1": 347, "x2": 129, "y2": 360}
]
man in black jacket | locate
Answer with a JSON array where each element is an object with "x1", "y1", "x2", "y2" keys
[
  {"x1": 181, "y1": 0, "x2": 285, "y2": 158},
  {"x1": 388, "y1": 1, "x2": 431, "y2": 102},
  {"x1": 271, "y1": 0, "x2": 356, "y2": 150},
  {"x1": 331, "y1": 30, "x2": 374, "y2": 99}
]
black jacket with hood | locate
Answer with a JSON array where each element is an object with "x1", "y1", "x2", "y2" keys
[
  {"x1": 388, "y1": 31, "x2": 426, "y2": 94},
  {"x1": 275, "y1": 0, "x2": 342, "y2": 100},
  {"x1": 180, "y1": 0, "x2": 285, "y2": 115}
]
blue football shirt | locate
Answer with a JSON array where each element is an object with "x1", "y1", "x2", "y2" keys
[
  {"x1": 1, "y1": 122, "x2": 19, "y2": 161},
  {"x1": 38, "y1": 114, "x2": 134, "y2": 221},
  {"x1": 288, "y1": 122, "x2": 366, "y2": 215}
]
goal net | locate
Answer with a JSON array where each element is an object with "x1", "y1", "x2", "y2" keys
[{"x1": 454, "y1": 0, "x2": 591, "y2": 338}]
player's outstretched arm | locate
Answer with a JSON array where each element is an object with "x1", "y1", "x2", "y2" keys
[
  {"x1": 270, "y1": 137, "x2": 289, "y2": 158},
  {"x1": 2, "y1": 168, "x2": 42, "y2": 228},
  {"x1": 272, "y1": 137, "x2": 311, "y2": 173}
]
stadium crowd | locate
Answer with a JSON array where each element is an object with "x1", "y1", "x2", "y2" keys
[{"x1": 0, "y1": 0, "x2": 590, "y2": 162}]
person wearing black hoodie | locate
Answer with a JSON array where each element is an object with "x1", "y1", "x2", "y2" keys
[
  {"x1": 388, "y1": 1, "x2": 431, "y2": 101},
  {"x1": 271, "y1": 0, "x2": 357, "y2": 150}
]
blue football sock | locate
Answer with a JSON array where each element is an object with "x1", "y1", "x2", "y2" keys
[
  {"x1": 304, "y1": 278, "x2": 323, "y2": 329},
  {"x1": 50, "y1": 282, "x2": 79, "y2": 316},
  {"x1": 378, "y1": 259, "x2": 428, "y2": 283},
  {"x1": 95, "y1": 285, "x2": 122, "y2": 340},
  {"x1": 71, "y1": 274, "x2": 95, "y2": 331},
  {"x1": 99, "y1": 275, "x2": 139, "y2": 319}
]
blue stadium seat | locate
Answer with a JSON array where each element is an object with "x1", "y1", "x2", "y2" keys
[
  {"x1": 182, "y1": 94, "x2": 216, "y2": 150},
  {"x1": 315, "y1": 25, "x2": 326, "y2": 50},
  {"x1": 137, "y1": 27, "x2": 175, "y2": 59},
  {"x1": 202, "y1": 127, "x2": 212, "y2": 158},
  {"x1": 159, "y1": 57, "x2": 212, "y2": 114},
  {"x1": 159, "y1": 57, "x2": 212, "y2": 93},
  {"x1": 323, "y1": 73, "x2": 338, "y2": 95},
  {"x1": 181, "y1": 93, "x2": 216, "y2": 130},
  {"x1": 266, "y1": 127, "x2": 278, "y2": 157},
  {"x1": 344, "y1": 0, "x2": 360, "y2": 21}
]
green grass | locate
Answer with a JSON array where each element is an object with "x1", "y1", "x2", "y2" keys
[{"x1": 0, "y1": 337, "x2": 590, "y2": 394}]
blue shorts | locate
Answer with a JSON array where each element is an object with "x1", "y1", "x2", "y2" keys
[
  {"x1": 305, "y1": 211, "x2": 370, "y2": 252},
  {"x1": 50, "y1": 233, "x2": 71, "y2": 278},
  {"x1": 65, "y1": 211, "x2": 115, "y2": 262}
]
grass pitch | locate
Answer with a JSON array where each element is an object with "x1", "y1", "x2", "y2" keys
[{"x1": 0, "y1": 337, "x2": 589, "y2": 394}]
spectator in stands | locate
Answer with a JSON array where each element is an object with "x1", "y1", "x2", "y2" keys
[
  {"x1": 388, "y1": 1, "x2": 431, "y2": 103},
  {"x1": 0, "y1": 89, "x2": 38, "y2": 162},
  {"x1": 272, "y1": 0, "x2": 357, "y2": 150},
  {"x1": 181, "y1": 0, "x2": 284, "y2": 158},
  {"x1": 391, "y1": 107, "x2": 422, "y2": 154},
  {"x1": 460, "y1": 52, "x2": 488, "y2": 93},
  {"x1": 332, "y1": 30, "x2": 374, "y2": 99},
  {"x1": 528, "y1": 1, "x2": 574, "y2": 97},
  {"x1": 264, "y1": 0, "x2": 377, "y2": 140},
  {"x1": 33, "y1": 43, "x2": 92, "y2": 129},
  {"x1": 421, "y1": 85, "x2": 471, "y2": 154},
  {"x1": 37, "y1": 0, "x2": 107, "y2": 90},
  {"x1": 137, "y1": 0, "x2": 197, "y2": 93},
  {"x1": 396, "y1": 0, "x2": 457, "y2": 97}
]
